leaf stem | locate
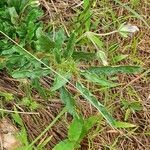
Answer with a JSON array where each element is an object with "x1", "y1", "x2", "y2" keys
[{"x1": 86, "y1": 30, "x2": 118, "y2": 36}]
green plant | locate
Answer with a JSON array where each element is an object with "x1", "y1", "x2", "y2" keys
[
  {"x1": 122, "y1": 99, "x2": 143, "y2": 121},
  {"x1": 53, "y1": 115, "x2": 101, "y2": 150},
  {"x1": 1, "y1": 0, "x2": 142, "y2": 127},
  {"x1": 0, "y1": 0, "x2": 146, "y2": 149}
]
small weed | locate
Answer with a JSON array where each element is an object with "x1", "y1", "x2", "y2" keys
[{"x1": 0, "y1": 0, "x2": 149, "y2": 149}]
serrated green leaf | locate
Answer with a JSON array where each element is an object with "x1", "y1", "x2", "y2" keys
[
  {"x1": 53, "y1": 139, "x2": 76, "y2": 150},
  {"x1": 12, "y1": 68, "x2": 50, "y2": 79},
  {"x1": 114, "y1": 121, "x2": 136, "y2": 128},
  {"x1": 87, "y1": 66, "x2": 142, "y2": 75},
  {"x1": 72, "y1": 51, "x2": 96, "y2": 61},
  {"x1": 68, "y1": 118, "x2": 83, "y2": 142},
  {"x1": 76, "y1": 82, "x2": 116, "y2": 126},
  {"x1": 60, "y1": 87, "x2": 78, "y2": 117},
  {"x1": 82, "y1": 72, "x2": 118, "y2": 87},
  {"x1": 51, "y1": 73, "x2": 71, "y2": 91}
]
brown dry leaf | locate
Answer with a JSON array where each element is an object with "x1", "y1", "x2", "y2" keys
[{"x1": 0, "y1": 118, "x2": 22, "y2": 150}]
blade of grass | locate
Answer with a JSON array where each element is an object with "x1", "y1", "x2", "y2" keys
[
  {"x1": 25, "y1": 107, "x2": 66, "y2": 149},
  {"x1": 0, "y1": 108, "x2": 39, "y2": 115}
]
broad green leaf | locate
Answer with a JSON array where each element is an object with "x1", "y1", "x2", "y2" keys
[
  {"x1": 51, "y1": 73, "x2": 71, "y2": 91},
  {"x1": 72, "y1": 51, "x2": 96, "y2": 61},
  {"x1": 12, "y1": 68, "x2": 50, "y2": 79},
  {"x1": 87, "y1": 66, "x2": 142, "y2": 75},
  {"x1": 76, "y1": 82, "x2": 116, "y2": 126},
  {"x1": 60, "y1": 87, "x2": 78, "y2": 117},
  {"x1": 36, "y1": 34, "x2": 54, "y2": 52},
  {"x1": 114, "y1": 121, "x2": 136, "y2": 128},
  {"x1": 68, "y1": 118, "x2": 83, "y2": 141},
  {"x1": 53, "y1": 139, "x2": 76, "y2": 150},
  {"x1": 82, "y1": 72, "x2": 118, "y2": 87}
]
